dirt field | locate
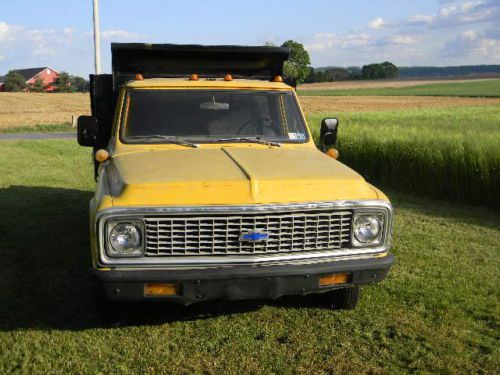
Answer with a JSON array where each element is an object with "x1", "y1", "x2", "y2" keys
[
  {"x1": 0, "y1": 93, "x2": 90, "y2": 128},
  {"x1": 299, "y1": 78, "x2": 497, "y2": 90},
  {"x1": 0, "y1": 92, "x2": 498, "y2": 128},
  {"x1": 299, "y1": 95, "x2": 500, "y2": 113}
]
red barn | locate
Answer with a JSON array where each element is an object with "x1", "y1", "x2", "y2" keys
[{"x1": 0, "y1": 67, "x2": 60, "y2": 92}]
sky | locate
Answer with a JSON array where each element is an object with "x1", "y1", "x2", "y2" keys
[{"x1": 0, "y1": 0, "x2": 499, "y2": 77}]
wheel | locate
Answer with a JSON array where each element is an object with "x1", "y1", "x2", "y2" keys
[{"x1": 319, "y1": 286, "x2": 360, "y2": 310}]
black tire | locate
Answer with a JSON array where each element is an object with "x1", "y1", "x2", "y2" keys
[{"x1": 319, "y1": 286, "x2": 360, "y2": 310}]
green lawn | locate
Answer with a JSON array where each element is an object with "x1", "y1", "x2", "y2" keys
[
  {"x1": 0, "y1": 140, "x2": 498, "y2": 374},
  {"x1": 308, "y1": 105, "x2": 500, "y2": 207},
  {"x1": 298, "y1": 79, "x2": 500, "y2": 97}
]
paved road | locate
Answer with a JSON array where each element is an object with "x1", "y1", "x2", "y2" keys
[{"x1": 0, "y1": 132, "x2": 76, "y2": 140}]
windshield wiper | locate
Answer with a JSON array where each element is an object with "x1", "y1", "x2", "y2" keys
[
  {"x1": 216, "y1": 137, "x2": 282, "y2": 147},
  {"x1": 127, "y1": 135, "x2": 199, "y2": 148}
]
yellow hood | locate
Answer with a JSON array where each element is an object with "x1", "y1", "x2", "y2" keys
[{"x1": 106, "y1": 147, "x2": 378, "y2": 206}]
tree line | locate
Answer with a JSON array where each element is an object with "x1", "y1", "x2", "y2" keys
[
  {"x1": 2, "y1": 71, "x2": 89, "y2": 93},
  {"x1": 269, "y1": 40, "x2": 399, "y2": 85},
  {"x1": 305, "y1": 62, "x2": 399, "y2": 83}
]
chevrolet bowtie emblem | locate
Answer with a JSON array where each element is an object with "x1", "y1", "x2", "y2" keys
[{"x1": 240, "y1": 231, "x2": 269, "y2": 242}]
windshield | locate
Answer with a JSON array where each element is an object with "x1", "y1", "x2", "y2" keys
[{"x1": 121, "y1": 89, "x2": 308, "y2": 143}]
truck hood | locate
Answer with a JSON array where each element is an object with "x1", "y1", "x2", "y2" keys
[{"x1": 106, "y1": 147, "x2": 378, "y2": 206}]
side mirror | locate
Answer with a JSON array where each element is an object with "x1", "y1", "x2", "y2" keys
[
  {"x1": 77, "y1": 116, "x2": 98, "y2": 147},
  {"x1": 320, "y1": 118, "x2": 339, "y2": 148}
]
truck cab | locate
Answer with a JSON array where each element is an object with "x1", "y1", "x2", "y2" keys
[{"x1": 78, "y1": 43, "x2": 394, "y2": 309}]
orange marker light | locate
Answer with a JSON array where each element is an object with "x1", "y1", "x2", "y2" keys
[
  {"x1": 319, "y1": 273, "x2": 351, "y2": 287},
  {"x1": 224, "y1": 73, "x2": 233, "y2": 81},
  {"x1": 273, "y1": 75, "x2": 283, "y2": 82},
  {"x1": 135, "y1": 73, "x2": 144, "y2": 80},
  {"x1": 144, "y1": 283, "x2": 182, "y2": 297},
  {"x1": 326, "y1": 148, "x2": 339, "y2": 160},
  {"x1": 189, "y1": 73, "x2": 199, "y2": 81},
  {"x1": 95, "y1": 149, "x2": 110, "y2": 163}
]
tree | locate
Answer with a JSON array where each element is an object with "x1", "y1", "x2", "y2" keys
[
  {"x1": 29, "y1": 78, "x2": 46, "y2": 93},
  {"x1": 281, "y1": 40, "x2": 311, "y2": 86},
  {"x1": 361, "y1": 62, "x2": 399, "y2": 80},
  {"x1": 51, "y1": 71, "x2": 76, "y2": 93},
  {"x1": 3, "y1": 71, "x2": 27, "y2": 92},
  {"x1": 70, "y1": 75, "x2": 90, "y2": 92},
  {"x1": 382, "y1": 61, "x2": 399, "y2": 78}
]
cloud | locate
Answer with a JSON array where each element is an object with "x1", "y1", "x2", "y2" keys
[
  {"x1": 405, "y1": 0, "x2": 500, "y2": 27},
  {"x1": 369, "y1": 17, "x2": 385, "y2": 29},
  {"x1": 444, "y1": 28, "x2": 500, "y2": 59},
  {"x1": 390, "y1": 35, "x2": 420, "y2": 45},
  {"x1": 0, "y1": 21, "x2": 21, "y2": 44},
  {"x1": 101, "y1": 30, "x2": 140, "y2": 40}
]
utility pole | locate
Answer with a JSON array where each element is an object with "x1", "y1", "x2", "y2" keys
[{"x1": 92, "y1": 0, "x2": 102, "y2": 74}]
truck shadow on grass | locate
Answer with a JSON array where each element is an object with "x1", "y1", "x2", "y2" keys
[
  {"x1": 2, "y1": 186, "x2": 497, "y2": 331},
  {"x1": 0, "y1": 186, "x2": 334, "y2": 331}
]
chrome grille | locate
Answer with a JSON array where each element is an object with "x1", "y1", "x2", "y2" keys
[{"x1": 144, "y1": 210, "x2": 352, "y2": 256}]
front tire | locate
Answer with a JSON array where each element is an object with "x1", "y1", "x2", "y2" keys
[{"x1": 320, "y1": 286, "x2": 360, "y2": 310}]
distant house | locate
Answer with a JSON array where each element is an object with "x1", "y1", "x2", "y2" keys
[{"x1": 0, "y1": 67, "x2": 60, "y2": 92}]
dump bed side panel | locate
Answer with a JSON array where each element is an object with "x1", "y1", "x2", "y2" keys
[{"x1": 111, "y1": 43, "x2": 289, "y2": 90}]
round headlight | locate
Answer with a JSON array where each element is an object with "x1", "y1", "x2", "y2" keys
[
  {"x1": 109, "y1": 223, "x2": 142, "y2": 254},
  {"x1": 353, "y1": 215, "x2": 382, "y2": 244}
]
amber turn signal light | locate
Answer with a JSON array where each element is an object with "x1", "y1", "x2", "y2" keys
[
  {"x1": 326, "y1": 148, "x2": 339, "y2": 160},
  {"x1": 95, "y1": 149, "x2": 110, "y2": 163},
  {"x1": 319, "y1": 273, "x2": 351, "y2": 287},
  {"x1": 189, "y1": 73, "x2": 199, "y2": 81},
  {"x1": 224, "y1": 73, "x2": 233, "y2": 81},
  {"x1": 273, "y1": 75, "x2": 283, "y2": 82},
  {"x1": 144, "y1": 283, "x2": 182, "y2": 297},
  {"x1": 135, "y1": 73, "x2": 144, "y2": 80}
]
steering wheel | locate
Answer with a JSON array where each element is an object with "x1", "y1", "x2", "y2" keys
[{"x1": 237, "y1": 117, "x2": 275, "y2": 135}]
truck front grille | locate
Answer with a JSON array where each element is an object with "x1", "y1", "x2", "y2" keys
[{"x1": 144, "y1": 210, "x2": 352, "y2": 256}]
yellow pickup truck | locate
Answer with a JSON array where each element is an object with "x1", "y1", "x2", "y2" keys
[{"x1": 78, "y1": 43, "x2": 393, "y2": 309}]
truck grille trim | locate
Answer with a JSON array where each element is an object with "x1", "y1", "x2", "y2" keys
[{"x1": 144, "y1": 210, "x2": 352, "y2": 256}]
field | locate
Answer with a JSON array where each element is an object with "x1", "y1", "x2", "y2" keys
[
  {"x1": 308, "y1": 105, "x2": 500, "y2": 206},
  {"x1": 299, "y1": 95, "x2": 500, "y2": 112},
  {"x1": 1, "y1": 90, "x2": 499, "y2": 131},
  {"x1": 0, "y1": 140, "x2": 498, "y2": 374},
  {"x1": 299, "y1": 77, "x2": 499, "y2": 90},
  {"x1": 298, "y1": 79, "x2": 500, "y2": 97},
  {"x1": 0, "y1": 93, "x2": 90, "y2": 129}
]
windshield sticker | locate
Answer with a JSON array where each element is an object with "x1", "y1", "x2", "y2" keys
[{"x1": 288, "y1": 132, "x2": 306, "y2": 140}]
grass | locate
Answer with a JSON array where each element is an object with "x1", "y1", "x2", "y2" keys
[
  {"x1": 0, "y1": 123, "x2": 75, "y2": 134},
  {"x1": 299, "y1": 79, "x2": 500, "y2": 97},
  {"x1": 0, "y1": 140, "x2": 499, "y2": 374},
  {"x1": 308, "y1": 105, "x2": 500, "y2": 207}
]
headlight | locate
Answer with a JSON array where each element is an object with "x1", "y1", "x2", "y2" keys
[
  {"x1": 107, "y1": 222, "x2": 143, "y2": 257},
  {"x1": 353, "y1": 214, "x2": 384, "y2": 245}
]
